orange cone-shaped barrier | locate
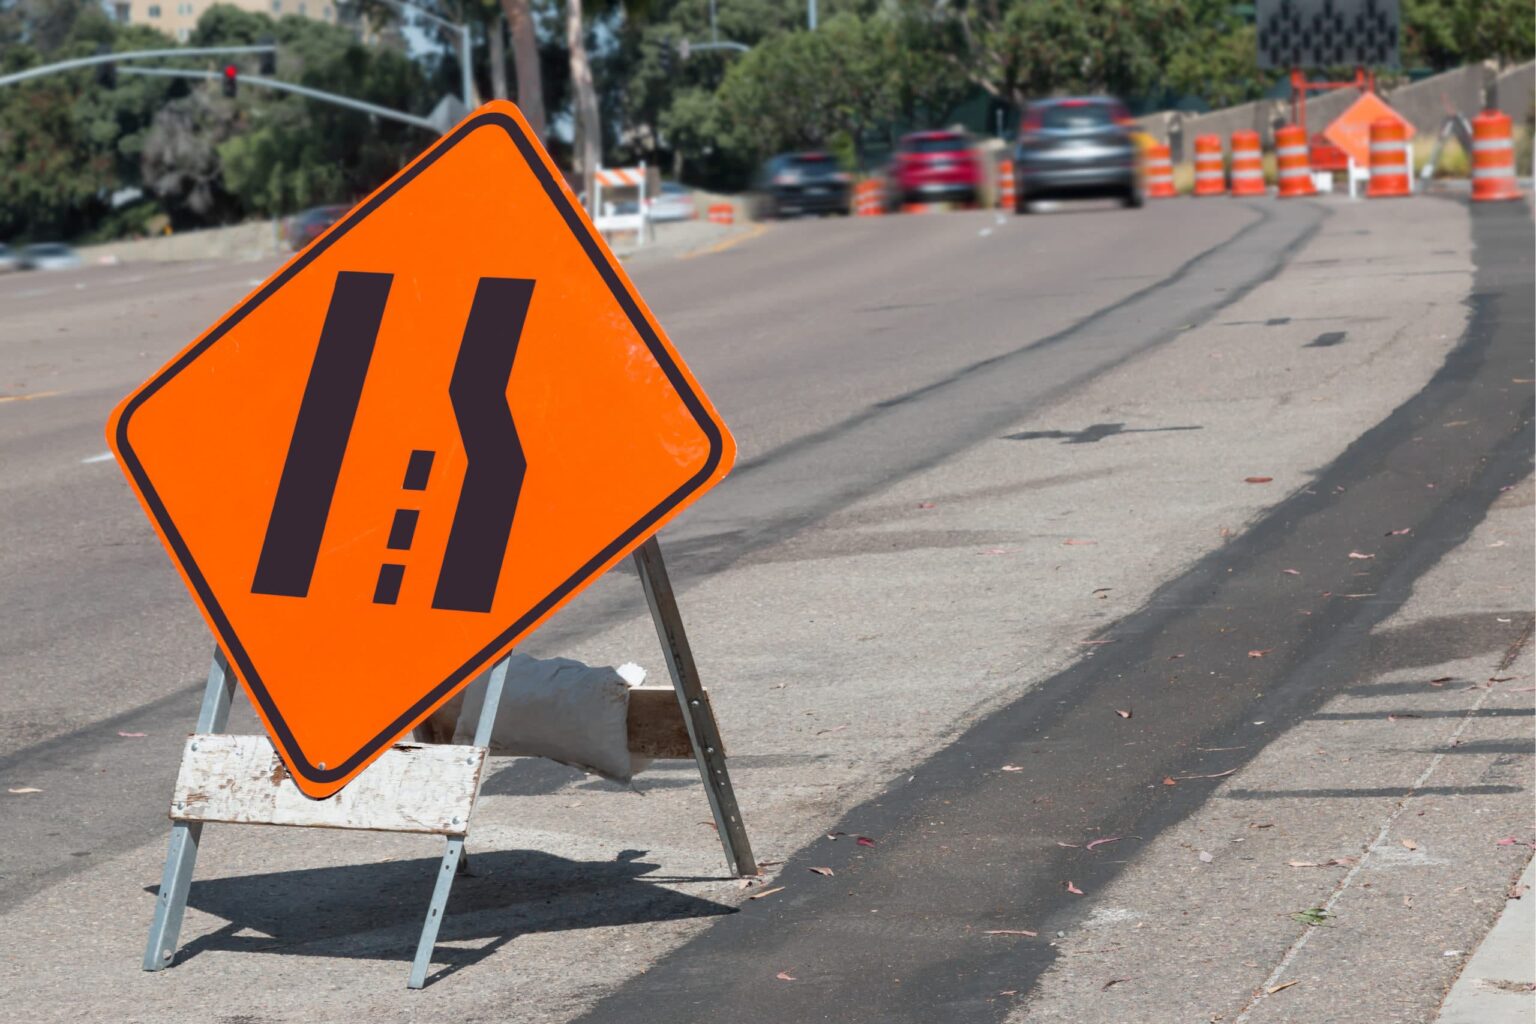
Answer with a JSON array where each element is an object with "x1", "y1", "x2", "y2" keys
[
  {"x1": 1275, "y1": 125, "x2": 1317, "y2": 198},
  {"x1": 1470, "y1": 110, "x2": 1522, "y2": 202},
  {"x1": 1229, "y1": 130, "x2": 1265, "y2": 197},
  {"x1": 1366, "y1": 118, "x2": 1411, "y2": 198},
  {"x1": 707, "y1": 203, "x2": 735, "y2": 225},
  {"x1": 1194, "y1": 134, "x2": 1226, "y2": 195},
  {"x1": 998, "y1": 160, "x2": 1015, "y2": 210},
  {"x1": 1145, "y1": 144, "x2": 1176, "y2": 198}
]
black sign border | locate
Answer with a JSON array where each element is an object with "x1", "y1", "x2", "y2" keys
[{"x1": 113, "y1": 109, "x2": 726, "y2": 789}]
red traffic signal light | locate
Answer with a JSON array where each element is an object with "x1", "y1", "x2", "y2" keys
[{"x1": 222, "y1": 64, "x2": 238, "y2": 98}]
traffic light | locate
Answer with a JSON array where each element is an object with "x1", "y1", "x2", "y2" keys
[
  {"x1": 259, "y1": 37, "x2": 276, "y2": 76},
  {"x1": 222, "y1": 64, "x2": 238, "y2": 98},
  {"x1": 95, "y1": 44, "x2": 116, "y2": 89}
]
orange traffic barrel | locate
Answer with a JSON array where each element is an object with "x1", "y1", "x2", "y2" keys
[
  {"x1": 1145, "y1": 144, "x2": 1175, "y2": 198},
  {"x1": 1275, "y1": 125, "x2": 1317, "y2": 198},
  {"x1": 998, "y1": 159, "x2": 1015, "y2": 210},
  {"x1": 707, "y1": 203, "x2": 735, "y2": 225},
  {"x1": 1470, "y1": 110, "x2": 1521, "y2": 202},
  {"x1": 1194, "y1": 135, "x2": 1225, "y2": 195},
  {"x1": 854, "y1": 179, "x2": 884, "y2": 216},
  {"x1": 1366, "y1": 118, "x2": 1411, "y2": 198},
  {"x1": 1230, "y1": 130, "x2": 1265, "y2": 196}
]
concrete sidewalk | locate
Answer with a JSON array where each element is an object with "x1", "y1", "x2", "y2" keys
[
  {"x1": 1437, "y1": 857, "x2": 1535, "y2": 1023},
  {"x1": 1012, "y1": 473, "x2": 1535, "y2": 1024}
]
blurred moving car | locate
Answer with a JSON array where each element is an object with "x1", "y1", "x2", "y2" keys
[
  {"x1": 18, "y1": 243, "x2": 81, "y2": 271},
  {"x1": 645, "y1": 182, "x2": 697, "y2": 222},
  {"x1": 1013, "y1": 97, "x2": 1141, "y2": 212},
  {"x1": 751, "y1": 152, "x2": 851, "y2": 218},
  {"x1": 286, "y1": 204, "x2": 351, "y2": 250},
  {"x1": 889, "y1": 131, "x2": 982, "y2": 207},
  {"x1": 0, "y1": 243, "x2": 18, "y2": 273}
]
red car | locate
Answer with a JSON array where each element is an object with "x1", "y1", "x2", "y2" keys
[{"x1": 889, "y1": 131, "x2": 982, "y2": 208}]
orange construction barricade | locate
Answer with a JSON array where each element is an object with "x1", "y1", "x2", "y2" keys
[
  {"x1": 1275, "y1": 125, "x2": 1317, "y2": 198},
  {"x1": 1230, "y1": 130, "x2": 1265, "y2": 197},
  {"x1": 707, "y1": 203, "x2": 735, "y2": 225},
  {"x1": 1145, "y1": 144, "x2": 1175, "y2": 198},
  {"x1": 1366, "y1": 117, "x2": 1412, "y2": 197},
  {"x1": 854, "y1": 179, "x2": 885, "y2": 216},
  {"x1": 1471, "y1": 110, "x2": 1522, "y2": 202},
  {"x1": 998, "y1": 159, "x2": 1015, "y2": 210},
  {"x1": 1194, "y1": 134, "x2": 1226, "y2": 196}
]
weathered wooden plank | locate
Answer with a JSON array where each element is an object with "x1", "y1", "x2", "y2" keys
[
  {"x1": 171, "y1": 735, "x2": 484, "y2": 835},
  {"x1": 627, "y1": 685, "x2": 703, "y2": 759},
  {"x1": 413, "y1": 684, "x2": 705, "y2": 760}
]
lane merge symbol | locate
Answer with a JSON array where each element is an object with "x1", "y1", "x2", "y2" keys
[
  {"x1": 251, "y1": 272, "x2": 534, "y2": 614},
  {"x1": 107, "y1": 101, "x2": 736, "y2": 798}
]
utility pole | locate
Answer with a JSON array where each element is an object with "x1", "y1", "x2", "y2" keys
[{"x1": 808, "y1": 0, "x2": 816, "y2": 30}]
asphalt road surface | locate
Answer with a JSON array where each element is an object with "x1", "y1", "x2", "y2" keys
[{"x1": 0, "y1": 194, "x2": 1530, "y2": 1023}]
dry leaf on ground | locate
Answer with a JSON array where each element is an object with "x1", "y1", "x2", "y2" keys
[
  {"x1": 1102, "y1": 977, "x2": 1131, "y2": 990},
  {"x1": 983, "y1": 929, "x2": 1038, "y2": 937},
  {"x1": 776, "y1": 971, "x2": 796, "y2": 981},
  {"x1": 1401, "y1": 838, "x2": 1419, "y2": 851},
  {"x1": 1244, "y1": 477, "x2": 1273, "y2": 484},
  {"x1": 808, "y1": 867, "x2": 834, "y2": 877},
  {"x1": 1086, "y1": 837, "x2": 1123, "y2": 851},
  {"x1": 7, "y1": 787, "x2": 41, "y2": 795},
  {"x1": 748, "y1": 887, "x2": 786, "y2": 900},
  {"x1": 1066, "y1": 881, "x2": 1085, "y2": 895},
  {"x1": 1348, "y1": 551, "x2": 1375, "y2": 560},
  {"x1": 1266, "y1": 980, "x2": 1299, "y2": 995},
  {"x1": 1115, "y1": 709, "x2": 1132, "y2": 719},
  {"x1": 1248, "y1": 649, "x2": 1272, "y2": 658}
]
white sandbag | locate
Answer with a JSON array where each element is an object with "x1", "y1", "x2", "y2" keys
[{"x1": 447, "y1": 654, "x2": 647, "y2": 783}]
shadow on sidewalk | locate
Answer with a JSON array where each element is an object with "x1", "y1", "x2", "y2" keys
[{"x1": 150, "y1": 847, "x2": 733, "y2": 979}]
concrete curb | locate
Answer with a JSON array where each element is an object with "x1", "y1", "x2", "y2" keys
[{"x1": 1436, "y1": 857, "x2": 1536, "y2": 1022}]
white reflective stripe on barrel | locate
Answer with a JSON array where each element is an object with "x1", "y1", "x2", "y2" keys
[
  {"x1": 1278, "y1": 166, "x2": 1311, "y2": 178},
  {"x1": 1276, "y1": 145, "x2": 1307, "y2": 158},
  {"x1": 1472, "y1": 166, "x2": 1515, "y2": 178},
  {"x1": 1195, "y1": 170, "x2": 1224, "y2": 179},
  {"x1": 1472, "y1": 138, "x2": 1513, "y2": 152},
  {"x1": 1231, "y1": 169, "x2": 1264, "y2": 179},
  {"x1": 1369, "y1": 142, "x2": 1407, "y2": 153}
]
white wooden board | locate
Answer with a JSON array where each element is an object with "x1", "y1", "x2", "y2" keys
[{"x1": 172, "y1": 734, "x2": 484, "y2": 835}]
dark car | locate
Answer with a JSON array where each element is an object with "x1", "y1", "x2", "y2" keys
[
  {"x1": 286, "y1": 204, "x2": 351, "y2": 250},
  {"x1": 889, "y1": 131, "x2": 983, "y2": 208},
  {"x1": 751, "y1": 152, "x2": 851, "y2": 218},
  {"x1": 1013, "y1": 97, "x2": 1141, "y2": 212}
]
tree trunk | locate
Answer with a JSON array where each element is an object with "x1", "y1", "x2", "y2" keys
[
  {"x1": 500, "y1": 0, "x2": 545, "y2": 138},
  {"x1": 566, "y1": 0, "x2": 601, "y2": 207},
  {"x1": 488, "y1": 14, "x2": 509, "y2": 101}
]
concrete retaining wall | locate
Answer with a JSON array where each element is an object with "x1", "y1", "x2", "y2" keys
[{"x1": 1136, "y1": 61, "x2": 1535, "y2": 155}]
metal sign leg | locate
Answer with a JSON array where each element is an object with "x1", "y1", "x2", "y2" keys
[
  {"x1": 143, "y1": 649, "x2": 237, "y2": 971},
  {"x1": 407, "y1": 655, "x2": 509, "y2": 989},
  {"x1": 632, "y1": 537, "x2": 758, "y2": 877}
]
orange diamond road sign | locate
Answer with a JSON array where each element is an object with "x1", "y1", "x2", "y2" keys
[
  {"x1": 107, "y1": 101, "x2": 734, "y2": 799},
  {"x1": 1324, "y1": 92, "x2": 1414, "y2": 170}
]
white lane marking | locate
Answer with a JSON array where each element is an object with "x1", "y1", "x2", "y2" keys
[
  {"x1": 81, "y1": 452, "x2": 114, "y2": 464},
  {"x1": 979, "y1": 228, "x2": 994, "y2": 237},
  {"x1": 1232, "y1": 675, "x2": 1507, "y2": 1022}
]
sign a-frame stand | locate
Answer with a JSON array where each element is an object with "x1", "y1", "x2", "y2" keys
[{"x1": 143, "y1": 536, "x2": 755, "y2": 989}]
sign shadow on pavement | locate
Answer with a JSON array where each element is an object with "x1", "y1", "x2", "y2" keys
[{"x1": 157, "y1": 849, "x2": 732, "y2": 984}]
